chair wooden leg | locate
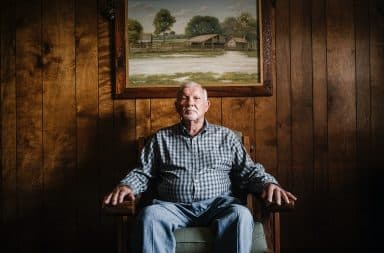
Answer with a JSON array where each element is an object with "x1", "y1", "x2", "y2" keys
[
  {"x1": 117, "y1": 216, "x2": 128, "y2": 253},
  {"x1": 273, "y1": 213, "x2": 280, "y2": 253}
]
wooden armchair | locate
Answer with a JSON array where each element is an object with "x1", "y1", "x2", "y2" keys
[{"x1": 102, "y1": 135, "x2": 295, "y2": 253}]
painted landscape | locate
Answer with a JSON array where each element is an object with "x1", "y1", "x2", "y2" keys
[{"x1": 126, "y1": 0, "x2": 260, "y2": 86}]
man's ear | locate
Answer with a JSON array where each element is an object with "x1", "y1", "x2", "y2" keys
[{"x1": 205, "y1": 100, "x2": 211, "y2": 112}]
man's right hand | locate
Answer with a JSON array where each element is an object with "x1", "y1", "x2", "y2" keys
[{"x1": 103, "y1": 185, "x2": 135, "y2": 206}]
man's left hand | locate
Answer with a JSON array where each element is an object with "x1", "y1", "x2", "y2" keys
[{"x1": 261, "y1": 183, "x2": 297, "y2": 205}]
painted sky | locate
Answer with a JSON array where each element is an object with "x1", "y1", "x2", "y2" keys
[{"x1": 127, "y1": 0, "x2": 258, "y2": 34}]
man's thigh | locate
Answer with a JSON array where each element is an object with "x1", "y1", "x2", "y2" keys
[
  {"x1": 137, "y1": 199, "x2": 196, "y2": 229},
  {"x1": 199, "y1": 196, "x2": 251, "y2": 224}
]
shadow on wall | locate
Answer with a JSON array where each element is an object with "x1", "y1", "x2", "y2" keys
[{"x1": 2, "y1": 107, "x2": 138, "y2": 253}]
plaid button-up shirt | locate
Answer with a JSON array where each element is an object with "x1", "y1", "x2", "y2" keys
[{"x1": 120, "y1": 121, "x2": 278, "y2": 203}]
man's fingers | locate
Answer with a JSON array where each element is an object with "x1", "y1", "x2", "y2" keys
[
  {"x1": 127, "y1": 191, "x2": 135, "y2": 201},
  {"x1": 261, "y1": 189, "x2": 267, "y2": 199},
  {"x1": 267, "y1": 185, "x2": 274, "y2": 203},
  {"x1": 111, "y1": 189, "x2": 120, "y2": 205},
  {"x1": 281, "y1": 190, "x2": 290, "y2": 204},
  {"x1": 104, "y1": 193, "x2": 112, "y2": 204},
  {"x1": 287, "y1": 191, "x2": 298, "y2": 201},
  {"x1": 118, "y1": 190, "x2": 127, "y2": 204},
  {"x1": 274, "y1": 189, "x2": 281, "y2": 205}
]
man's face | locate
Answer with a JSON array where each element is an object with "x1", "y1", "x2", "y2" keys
[{"x1": 175, "y1": 86, "x2": 210, "y2": 122}]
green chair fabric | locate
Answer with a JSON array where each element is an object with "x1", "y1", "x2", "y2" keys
[{"x1": 174, "y1": 222, "x2": 267, "y2": 253}]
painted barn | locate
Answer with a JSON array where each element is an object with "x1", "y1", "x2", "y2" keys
[{"x1": 187, "y1": 34, "x2": 225, "y2": 48}]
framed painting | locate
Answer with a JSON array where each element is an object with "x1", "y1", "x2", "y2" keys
[{"x1": 113, "y1": 0, "x2": 275, "y2": 98}]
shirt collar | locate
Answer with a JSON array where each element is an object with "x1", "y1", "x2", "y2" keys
[{"x1": 178, "y1": 120, "x2": 212, "y2": 136}]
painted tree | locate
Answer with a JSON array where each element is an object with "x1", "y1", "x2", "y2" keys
[
  {"x1": 237, "y1": 12, "x2": 258, "y2": 42},
  {"x1": 221, "y1": 13, "x2": 258, "y2": 46},
  {"x1": 185, "y1": 16, "x2": 222, "y2": 37},
  {"x1": 127, "y1": 19, "x2": 143, "y2": 45},
  {"x1": 153, "y1": 8, "x2": 176, "y2": 41}
]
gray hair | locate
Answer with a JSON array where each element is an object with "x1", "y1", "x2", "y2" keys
[{"x1": 176, "y1": 81, "x2": 208, "y2": 101}]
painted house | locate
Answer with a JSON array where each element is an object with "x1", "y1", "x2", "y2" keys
[
  {"x1": 227, "y1": 37, "x2": 249, "y2": 49},
  {"x1": 187, "y1": 34, "x2": 225, "y2": 48}
]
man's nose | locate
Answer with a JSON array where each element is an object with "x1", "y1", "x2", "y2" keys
[{"x1": 187, "y1": 97, "x2": 195, "y2": 105}]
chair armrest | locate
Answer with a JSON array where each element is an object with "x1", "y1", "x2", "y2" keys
[
  {"x1": 246, "y1": 193, "x2": 295, "y2": 220},
  {"x1": 102, "y1": 198, "x2": 140, "y2": 216}
]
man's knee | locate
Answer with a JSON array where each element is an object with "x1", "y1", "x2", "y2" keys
[
  {"x1": 230, "y1": 204, "x2": 253, "y2": 223},
  {"x1": 138, "y1": 204, "x2": 165, "y2": 224}
]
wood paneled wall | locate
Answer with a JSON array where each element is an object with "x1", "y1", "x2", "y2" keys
[{"x1": 1, "y1": 0, "x2": 383, "y2": 252}]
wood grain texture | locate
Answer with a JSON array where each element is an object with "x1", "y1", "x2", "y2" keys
[
  {"x1": 136, "y1": 99, "x2": 151, "y2": 138},
  {"x1": 255, "y1": 96, "x2": 277, "y2": 174},
  {"x1": 42, "y1": 0, "x2": 77, "y2": 251},
  {"x1": 15, "y1": 0, "x2": 43, "y2": 251},
  {"x1": 290, "y1": 0, "x2": 314, "y2": 250},
  {"x1": 327, "y1": 0, "x2": 358, "y2": 248},
  {"x1": 114, "y1": 100, "x2": 136, "y2": 178},
  {"x1": 98, "y1": 0, "x2": 117, "y2": 250},
  {"x1": 370, "y1": 0, "x2": 384, "y2": 168},
  {"x1": 75, "y1": 0, "x2": 100, "y2": 250},
  {"x1": 222, "y1": 98, "x2": 255, "y2": 158},
  {"x1": 311, "y1": 0, "x2": 330, "y2": 249},
  {"x1": 369, "y1": 0, "x2": 384, "y2": 248},
  {"x1": 275, "y1": 0, "x2": 292, "y2": 189},
  {"x1": 1, "y1": 0, "x2": 17, "y2": 252},
  {"x1": 312, "y1": 0, "x2": 328, "y2": 194},
  {"x1": 354, "y1": 0, "x2": 372, "y2": 247},
  {"x1": 275, "y1": 1, "x2": 295, "y2": 250},
  {"x1": 205, "y1": 97, "x2": 222, "y2": 125},
  {"x1": 150, "y1": 99, "x2": 179, "y2": 132}
]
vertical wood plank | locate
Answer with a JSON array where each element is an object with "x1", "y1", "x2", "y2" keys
[
  {"x1": 290, "y1": 0, "x2": 314, "y2": 250},
  {"x1": 15, "y1": 0, "x2": 43, "y2": 252},
  {"x1": 327, "y1": 0, "x2": 357, "y2": 192},
  {"x1": 98, "y1": 0, "x2": 117, "y2": 250},
  {"x1": 275, "y1": 0, "x2": 291, "y2": 188},
  {"x1": 355, "y1": 0, "x2": 371, "y2": 248},
  {"x1": 327, "y1": 0, "x2": 357, "y2": 248},
  {"x1": 312, "y1": 0, "x2": 328, "y2": 194},
  {"x1": 291, "y1": 0, "x2": 313, "y2": 197},
  {"x1": 254, "y1": 97, "x2": 277, "y2": 174},
  {"x1": 150, "y1": 99, "x2": 179, "y2": 132},
  {"x1": 114, "y1": 100, "x2": 136, "y2": 178},
  {"x1": 75, "y1": 0, "x2": 99, "y2": 250},
  {"x1": 222, "y1": 98, "x2": 255, "y2": 158},
  {"x1": 370, "y1": 0, "x2": 384, "y2": 248},
  {"x1": 42, "y1": 0, "x2": 77, "y2": 251},
  {"x1": 311, "y1": 0, "x2": 329, "y2": 249},
  {"x1": 205, "y1": 97, "x2": 222, "y2": 125},
  {"x1": 1, "y1": 0, "x2": 18, "y2": 252},
  {"x1": 275, "y1": 0, "x2": 293, "y2": 251},
  {"x1": 136, "y1": 99, "x2": 151, "y2": 138},
  {"x1": 255, "y1": 0, "x2": 277, "y2": 177}
]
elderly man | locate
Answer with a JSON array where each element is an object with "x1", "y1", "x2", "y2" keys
[{"x1": 104, "y1": 82, "x2": 296, "y2": 253}]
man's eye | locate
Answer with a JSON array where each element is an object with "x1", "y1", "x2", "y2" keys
[{"x1": 194, "y1": 97, "x2": 201, "y2": 100}]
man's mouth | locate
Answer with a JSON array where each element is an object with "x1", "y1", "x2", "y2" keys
[{"x1": 183, "y1": 108, "x2": 197, "y2": 114}]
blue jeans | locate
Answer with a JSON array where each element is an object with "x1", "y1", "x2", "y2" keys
[{"x1": 131, "y1": 195, "x2": 254, "y2": 253}]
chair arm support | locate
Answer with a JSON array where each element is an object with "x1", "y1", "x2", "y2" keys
[
  {"x1": 102, "y1": 197, "x2": 140, "y2": 216},
  {"x1": 246, "y1": 193, "x2": 295, "y2": 220}
]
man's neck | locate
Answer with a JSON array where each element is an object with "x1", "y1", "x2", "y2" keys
[{"x1": 182, "y1": 119, "x2": 205, "y2": 137}]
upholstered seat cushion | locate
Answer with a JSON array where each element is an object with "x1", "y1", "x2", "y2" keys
[{"x1": 174, "y1": 222, "x2": 267, "y2": 253}]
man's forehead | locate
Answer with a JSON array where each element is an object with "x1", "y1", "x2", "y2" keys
[{"x1": 181, "y1": 86, "x2": 203, "y2": 95}]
